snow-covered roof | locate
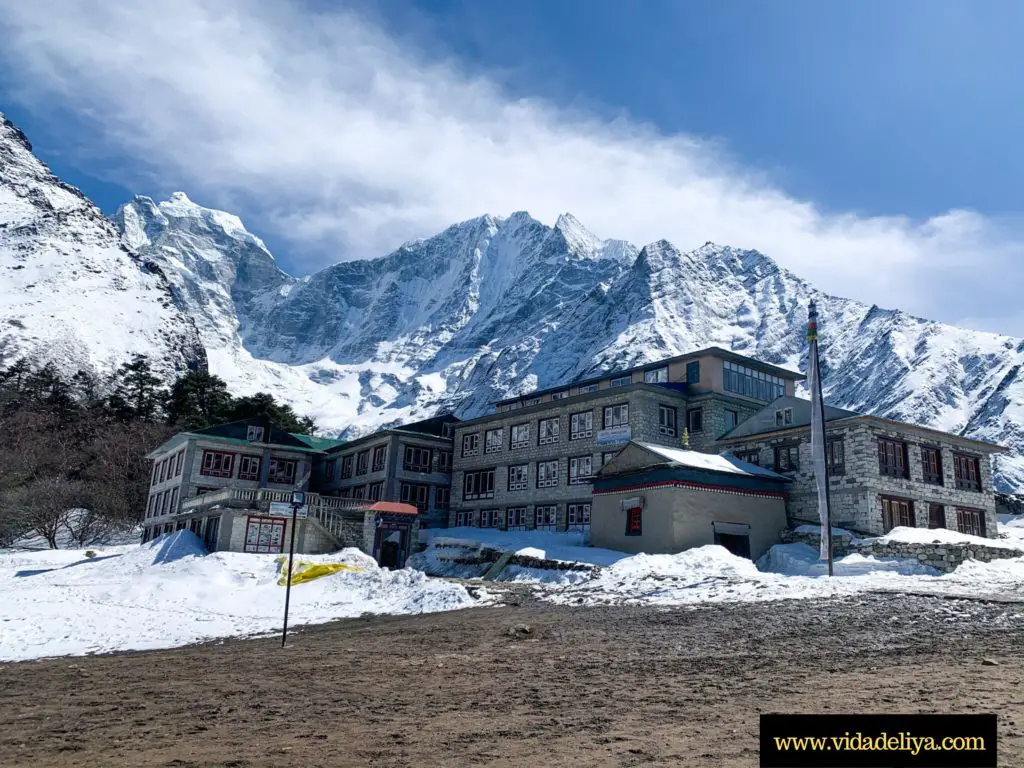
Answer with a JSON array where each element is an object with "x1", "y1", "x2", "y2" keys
[{"x1": 632, "y1": 442, "x2": 789, "y2": 480}]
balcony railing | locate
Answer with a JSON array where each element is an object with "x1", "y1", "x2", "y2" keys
[{"x1": 179, "y1": 488, "x2": 369, "y2": 513}]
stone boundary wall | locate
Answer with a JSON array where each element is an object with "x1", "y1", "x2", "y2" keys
[
  {"x1": 430, "y1": 540, "x2": 598, "y2": 576},
  {"x1": 780, "y1": 529, "x2": 1024, "y2": 573}
]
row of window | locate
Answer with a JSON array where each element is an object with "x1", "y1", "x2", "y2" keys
[
  {"x1": 199, "y1": 450, "x2": 298, "y2": 484},
  {"x1": 723, "y1": 360, "x2": 786, "y2": 402},
  {"x1": 462, "y1": 403, "x2": 724, "y2": 458},
  {"x1": 880, "y1": 496, "x2": 986, "y2": 536},
  {"x1": 331, "y1": 444, "x2": 453, "y2": 479},
  {"x1": 734, "y1": 441, "x2": 846, "y2": 476},
  {"x1": 143, "y1": 515, "x2": 219, "y2": 546},
  {"x1": 453, "y1": 502, "x2": 592, "y2": 530},
  {"x1": 501, "y1": 361, "x2": 705, "y2": 412},
  {"x1": 152, "y1": 450, "x2": 185, "y2": 485},
  {"x1": 462, "y1": 454, "x2": 619, "y2": 499},
  {"x1": 735, "y1": 438, "x2": 984, "y2": 491},
  {"x1": 334, "y1": 482, "x2": 451, "y2": 512},
  {"x1": 146, "y1": 486, "x2": 179, "y2": 518},
  {"x1": 877, "y1": 439, "x2": 982, "y2": 490}
]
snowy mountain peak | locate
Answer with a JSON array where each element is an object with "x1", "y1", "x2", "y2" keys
[
  {"x1": 0, "y1": 116, "x2": 205, "y2": 378},
  {"x1": 5, "y1": 111, "x2": 1024, "y2": 491}
]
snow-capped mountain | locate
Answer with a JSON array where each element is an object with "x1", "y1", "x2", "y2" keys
[
  {"x1": 0, "y1": 114, "x2": 204, "y2": 377},
  {"x1": 3, "y1": 113, "x2": 1023, "y2": 489}
]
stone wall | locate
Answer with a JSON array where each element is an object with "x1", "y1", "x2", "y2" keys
[
  {"x1": 779, "y1": 529, "x2": 1023, "y2": 573},
  {"x1": 721, "y1": 420, "x2": 999, "y2": 537},
  {"x1": 450, "y1": 384, "x2": 762, "y2": 529}
]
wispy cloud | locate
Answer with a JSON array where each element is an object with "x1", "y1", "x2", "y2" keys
[{"x1": 1, "y1": 0, "x2": 1023, "y2": 333}]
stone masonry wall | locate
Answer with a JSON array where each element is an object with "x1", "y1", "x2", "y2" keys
[
  {"x1": 721, "y1": 420, "x2": 999, "y2": 537},
  {"x1": 779, "y1": 528, "x2": 1023, "y2": 573}
]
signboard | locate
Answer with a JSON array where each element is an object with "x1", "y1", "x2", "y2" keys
[
  {"x1": 270, "y1": 501, "x2": 307, "y2": 519},
  {"x1": 595, "y1": 425, "x2": 631, "y2": 446}
]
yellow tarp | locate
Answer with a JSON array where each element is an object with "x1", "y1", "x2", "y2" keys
[{"x1": 275, "y1": 556, "x2": 363, "y2": 586}]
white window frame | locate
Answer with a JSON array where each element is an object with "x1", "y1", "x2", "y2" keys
[
  {"x1": 534, "y1": 505, "x2": 557, "y2": 529},
  {"x1": 603, "y1": 403, "x2": 629, "y2": 429},
  {"x1": 537, "y1": 460, "x2": 558, "y2": 488},
  {"x1": 538, "y1": 417, "x2": 560, "y2": 445},
  {"x1": 570, "y1": 411, "x2": 593, "y2": 440},
  {"x1": 463, "y1": 469, "x2": 495, "y2": 500},
  {"x1": 480, "y1": 508, "x2": 501, "y2": 528},
  {"x1": 567, "y1": 502, "x2": 592, "y2": 528},
  {"x1": 246, "y1": 425, "x2": 264, "y2": 442},
  {"x1": 551, "y1": 390, "x2": 569, "y2": 400},
  {"x1": 775, "y1": 407, "x2": 793, "y2": 426},
  {"x1": 506, "y1": 507, "x2": 528, "y2": 529},
  {"x1": 569, "y1": 455, "x2": 593, "y2": 485},
  {"x1": 462, "y1": 433, "x2": 480, "y2": 457},
  {"x1": 609, "y1": 375, "x2": 632, "y2": 388},
  {"x1": 577, "y1": 383, "x2": 600, "y2": 394},
  {"x1": 510, "y1": 423, "x2": 530, "y2": 449},
  {"x1": 485, "y1": 428, "x2": 504, "y2": 454},
  {"x1": 508, "y1": 464, "x2": 529, "y2": 491}
]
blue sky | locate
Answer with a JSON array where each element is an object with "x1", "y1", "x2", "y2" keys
[{"x1": 1, "y1": 0, "x2": 1023, "y2": 333}]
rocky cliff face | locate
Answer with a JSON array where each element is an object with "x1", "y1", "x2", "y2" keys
[
  {"x1": 3, "y1": 112, "x2": 1022, "y2": 489},
  {"x1": 0, "y1": 114, "x2": 204, "y2": 377}
]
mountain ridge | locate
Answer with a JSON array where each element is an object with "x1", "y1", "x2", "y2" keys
[{"x1": 2, "y1": 112, "x2": 1022, "y2": 490}]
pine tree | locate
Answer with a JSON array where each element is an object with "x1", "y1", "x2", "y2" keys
[
  {"x1": 107, "y1": 354, "x2": 166, "y2": 422},
  {"x1": 165, "y1": 371, "x2": 233, "y2": 429},
  {"x1": 227, "y1": 392, "x2": 317, "y2": 434}
]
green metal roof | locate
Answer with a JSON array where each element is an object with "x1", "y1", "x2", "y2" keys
[{"x1": 290, "y1": 433, "x2": 347, "y2": 451}]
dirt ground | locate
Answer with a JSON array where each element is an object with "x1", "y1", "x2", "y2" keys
[{"x1": 3, "y1": 592, "x2": 1024, "y2": 768}]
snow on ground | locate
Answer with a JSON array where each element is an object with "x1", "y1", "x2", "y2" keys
[
  {"x1": 420, "y1": 527, "x2": 631, "y2": 566},
  {"x1": 0, "y1": 531, "x2": 474, "y2": 662},
  {"x1": 414, "y1": 526, "x2": 1024, "y2": 607},
  {"x1": 870, "y1": 525, "x2": 1024, "y2": 550}
]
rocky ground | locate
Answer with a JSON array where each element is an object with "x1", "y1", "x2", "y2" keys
[{"x1": 3, "y1": 592, "x2": 1024, "y2": 767}]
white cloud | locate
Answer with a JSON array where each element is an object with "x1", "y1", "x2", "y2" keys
[{"x1": 1, "y1": 0, "x2": 1023, "y2": 333}]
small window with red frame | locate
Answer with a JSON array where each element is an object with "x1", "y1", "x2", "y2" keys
[{"x1": 625, "y1": 506, "x2": 642, "y2": 536}]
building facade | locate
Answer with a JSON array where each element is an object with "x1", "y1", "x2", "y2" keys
[
  {"x1": 319, "y1": 415, "x2": 457, "y2": 529},
  {"x1": 592, "y1": 442, "x2": 790, "y2": 560},
  {"x1": 449, "y1": 347, "x2": 804, "y2": 531},
  {"x1": 715, "y1": 396, "x2": 1006, "y2": 538},
  {"x1": 143, "y1": 417, "x2": 344, "y2": 550}
]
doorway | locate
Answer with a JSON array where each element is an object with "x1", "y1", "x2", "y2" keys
[
  {"x1": 374, "y1": 519, "x2": 412, "y2": 569},
  {"x1": 714, "y1": 532, "x2": 751, "y2": 559}
]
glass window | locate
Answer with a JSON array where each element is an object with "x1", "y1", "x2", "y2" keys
[
  {"x1": 538, "y1": 417, "x2": 560, "y2": 445},
  {"x1": 686, "y1": 408, "x2": 703, "y2": 434},
  {"x1": 569, "y1": 455, "x2": 593, "y2": 484},
  {"x1": 570, "y1": 411, "x2": 593, "y2": 439},
  {"x1": 603, "y1": 403, "x2": 629, "y2": 428},
  {"x1": 537, "y1": 460, "x2": 558, "y2": 488},
  {"x1": 644, "y1": 367, "x2": 668, "y2": 383},
  {"x1": 577, "y1": 383, "x2": 600, "y2": 394},
  {"x1": 485, "y1": 428, "x2": 503, "y2": 454},
  {"x1": 507, "y1": 464, "x2": 529, "y2": 491},
  {"x1": 658, "y1": 405, "x2": 677, "y2": 436},
  {"x1": 609, "y1": 375, "x2": 632, "y2": 388},
  {"x1": 510, "y1": 423, "x2": 530, "y2": 449},
  {"x1": 685, "y1": 361, "x2": 700, "y2": 384},
  {"x1": 462, "y1": 433, "x2": 480, "y2": 457}
]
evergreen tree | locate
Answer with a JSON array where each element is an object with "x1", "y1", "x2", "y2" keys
[
  {"x1": 165, "y1": 371, "x2": 233, "y2": 430},
  {"x1": 25, "y1": 363, "x2": 78, "y2": 423},
  {"x1": 107, "y1": 354, "x2": 166, "y2": 422},
  {"x1": 226, "y1": 392, "x2": 317, "y2": 434}
]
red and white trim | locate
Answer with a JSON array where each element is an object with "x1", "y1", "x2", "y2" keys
[{"x1": 593, "y1": 479, "x2": 787, "y2": 500}]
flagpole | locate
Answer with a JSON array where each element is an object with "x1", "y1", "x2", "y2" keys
[{"x1": 808, "y1": 300, "x2": 834, "y2": 577}]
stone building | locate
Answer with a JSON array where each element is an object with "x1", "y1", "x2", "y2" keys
[
  {"x1": 143, "y1": 416, "x2": 421, "y2": 566},
  {"x1": 318, "y1": 414, "x2": 458, "y2": 529},
  {"x1": 591, "y1": 441, "x2": 790, "y2": 560},
  {"x1": 715, "y1": 396, "x2": 1007, "y2": 538},
  {"x1": 449, "y1": 347, "x2": 804, "y2": 531}
]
